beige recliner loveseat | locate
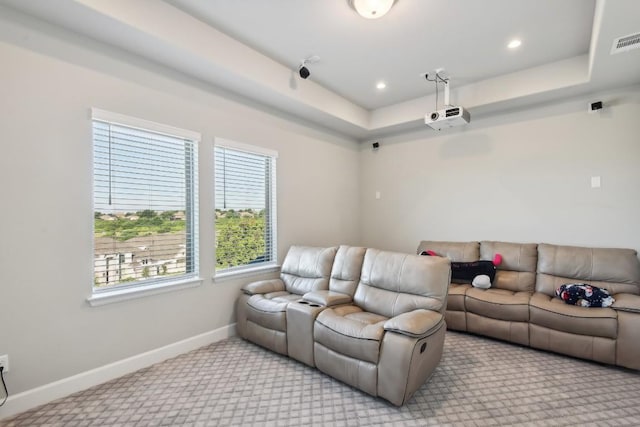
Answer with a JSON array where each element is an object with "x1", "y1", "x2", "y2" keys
[{"x1": 236, "y1": 245, "x2": 451, "y2": 406}]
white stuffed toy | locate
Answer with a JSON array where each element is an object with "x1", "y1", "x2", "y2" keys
[{"x1": 472, "y1": 275, "x2": 492, "y2": 289}]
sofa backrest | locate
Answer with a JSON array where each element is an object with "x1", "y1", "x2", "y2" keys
[
  {"x1": 281, "y1": 246, "x2": 338, "y2": 295},
  {"x1": 354, "y1": 248, "x2": 451, "y2": 317},
  {"x1": 417, "y1": 240, "x2": 479, "y2": 262},
  {"x1": 536, "y1": 243, "x2": 640, "y2": 296},
  {"x1": 480, "y1": 241, "x2": 538, "y2": 292},
  {"x1": 329, "y1": 245, "x2": 367, "y2": 297}
]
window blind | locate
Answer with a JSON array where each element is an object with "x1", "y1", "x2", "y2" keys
[
  {"x1": 214, "y1": 145, "x2": 276, "y2": 271},
  {"x1": 92, "y1": 115, "x2": 198, "y2": 290}
]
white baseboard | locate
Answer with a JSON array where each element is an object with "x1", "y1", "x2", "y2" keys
[{"x1": 0, "y1": 323, "x2": 237, "y2": 420}]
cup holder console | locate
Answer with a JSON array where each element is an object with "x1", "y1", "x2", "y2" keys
[{"x1": 298, "y1": 300, "x2": 321, "y2": 308}]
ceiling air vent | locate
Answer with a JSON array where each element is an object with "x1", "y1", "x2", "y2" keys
[{"x1": 611, "y1": 32, "x2": 640, "y2": 54}]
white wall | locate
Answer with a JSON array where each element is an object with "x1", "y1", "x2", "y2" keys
[
  {"x1": 360, "y1": 88, "x2": 640, "y2": 254},
  {"x1": 0, "y1": 14, "x2": 360, "y2": 400}
]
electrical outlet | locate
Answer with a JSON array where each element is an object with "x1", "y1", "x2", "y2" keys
[{"x1": 0, "y1": 354, "x2": 9, "y2": 372}]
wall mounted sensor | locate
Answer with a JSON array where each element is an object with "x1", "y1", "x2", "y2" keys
[
  {"x1": 298, "y1": 55, "x2": 320, "y2": 79},
  {"x1": 589, "y1": 101, "x2": 603, "y2": 113}
]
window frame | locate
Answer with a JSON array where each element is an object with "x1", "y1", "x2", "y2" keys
[
  {"x1": 88, "y1": 108, "x2": 202, "y2": 306},
  {"x1": 213, "y1": 138, "x2": 278, "y2": 279}
]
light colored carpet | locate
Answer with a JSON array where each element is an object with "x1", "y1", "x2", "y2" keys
[{"x1": 3, "y1": 331, "x2": 640, "y2": 426}]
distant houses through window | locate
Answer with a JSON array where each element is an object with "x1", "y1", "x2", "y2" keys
[{"x1": 92, "y1": 109, "x2": 199, "y2": 292}]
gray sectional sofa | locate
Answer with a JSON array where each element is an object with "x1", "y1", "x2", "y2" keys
[
  {"x1": 417, "y1": 240, "x2": 640, "y2": 370},
  {"x1": 236, "y1": 245, "x2": 451, "y2": 406}
]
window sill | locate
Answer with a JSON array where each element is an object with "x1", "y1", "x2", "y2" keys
[
  {"x1": 214, "y1": 263, "x2": 280, "y2": 283},
  {"x1": 87, "y1": 277, "x2": 203, "y2": 307}
]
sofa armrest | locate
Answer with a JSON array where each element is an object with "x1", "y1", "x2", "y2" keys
[
  {"x1": 242, "y1": 279, "x2": 285, "y2": 295},
  {"x1": 612, "y1": 293, "x2": 640, "y2": 313},
  {"x1": 303, "y1": 290, "x2": 352, "y2": 307},
  {"x1": 384, "y1": 309, "x2": 444, "y2": 338}
]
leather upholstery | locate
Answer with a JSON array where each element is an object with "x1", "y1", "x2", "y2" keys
[
  {"x1": 242, "y1": 278, "x2": 285, "y2": 295},
  {"x1": 303, "y1": 290, "x2": 352, "y2": 307},
  {"x1": 246, "y1": 294, "x2": 290, "y2": 332},
  {"x1": 466, "y1": 313, "x2": 529, "y2": 346},
  {"x1": 466, "y1": 288, "x2": 530, "y2": 322},
  {"x1": 536, "y1": 243, "x2": 640, "y2": 296},
  {"x1": 286, "y1": 301, "x2": 325, "y2": 366},
  {"x1": 417, "y1": 240, "x2": 480, "y2": 264},
  {"x1": 383, "y1": 309, "x2": 443, "y2": 338},
  {"x1": 312, "y1": 249, "x2": 450, "y2": 405},
  {"x1": 616, "y1": 309, "x2": 640, "y2": 369},
  {"x1": 480, "y1": 241, "x2": 538, "y2": 292},
  {"x1": 281, "y1": 246, "x2": 338, "y2": 294},
  {"x1": 416, "y1": 241, "x2": 478, "y2": 332},
  {"x1": 481, "y1": 241, "x2": 537, "y2": 292},
  {"x1": 239, "y1": 245, "x2": 452, "y2": 405},
  {"x1": 446, "y1": 283, "x2": 471, "y2": 311},
  {"x1": 460, "y1": 242, "x2": 537, "y2": 345},
  {"x1": 444, "y1": 310, "x2": 466, "y2": 331},
  {"x1": 529, "y1": 293, "x2": 617, "y2": 339},
  {"x1": 329, "y1": 245, "x2": 367, "y2": 296},
  {"x1": 314, "y1": 343, "x2": 378, "y2": 396},
  {"x1": 613, "y1": 292, "x2": 640, "y2": 313},
  {"x1": 301, "y1": 246, "x2": 368, "y2": 308},
  {"x1": 239, "y1": 245, "x2": 338, "y2": 355},
  {"x1": 315, "y1": 306, "x2": 387, "y2": 363},
  {"x1": 355, "y1": 249, "x2": 450, "y2": 317},
  {"x1": 378, "y1": 320, "x2": 446, "y2": 406},
  {"x1": 529, "y1": 324, "x2": 616, "y2": 365},
  {"x1": 285, "y1": 246, "x2": 368, "y2": 367},
  {"x1": 426, "y1": 240, "x2": 640, "y2": 369}
]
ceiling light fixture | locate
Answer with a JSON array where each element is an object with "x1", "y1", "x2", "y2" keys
[
  {"x1": 349, "y1": 0, "x2": 397, "y2": 19},
  {"x1": 376, "y1": 81, "x2": 387, "y2": 90},
  {"x1": 507, "y1": 39, "x2": 522, "y2": 49}
]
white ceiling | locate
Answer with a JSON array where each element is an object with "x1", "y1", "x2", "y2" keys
[
  {"x1": 167, "y1": 0, "x2": 595, "y2": 110},
  {"x1": 2, "y1": 0, "x2": 640, "y2": 140}
]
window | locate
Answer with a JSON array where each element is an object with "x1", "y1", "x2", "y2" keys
[
  {"x1": 92, "y1": 109, "x2": 199, "y2": 293},
  {"x1": 214, "y1": 140, "x2": 277, "y2": 273}
]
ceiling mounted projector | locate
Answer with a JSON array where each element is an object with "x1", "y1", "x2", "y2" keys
[
  {"x1": 424, "y1": 71, "x2": 471, "y2": 131},
  {"x1": 425, "y1": 107, "x2": 470, "y2": 131}
]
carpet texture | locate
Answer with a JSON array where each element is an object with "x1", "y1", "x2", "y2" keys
[{"x1": 2, "y1": 331, "x2": 640, "y2": 426}]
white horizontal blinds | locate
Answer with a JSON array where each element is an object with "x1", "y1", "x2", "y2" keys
[
  {"x1": 93, "y1": 118, "x2": 198, "y2": 290},
  {"x1": 215, "y1": 145, "x2": 275, "y2": 271}
]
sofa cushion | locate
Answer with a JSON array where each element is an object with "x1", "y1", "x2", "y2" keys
[
  {"x1": 529, "y1": 293, "x2": 617, "y2": 339},
  {"x1": 329, "y1": 245, "x2": 367, "y2": 296},
  {"x1": 536, "y1": 244, "x2": 640, "y2": 297},
  {"x1": 314, "y1": 305, "x2": 387, "y2": 364},
  {"x1": 281, "y1": 246, "x2": 338, "y2": 295},
  {"x1": 465, "y1": 288, "x2": 531, "y2": 322},
  {"x1": 447, "y1": 283, "x2": 471, "y2": 311},
  {"x1": 354, "y1": 249, "x2": 450, "y2": 317},
  {"x1": 246, "y1": 292, "x2": 301, "y2": 332},
  {"x1": 480, "y1": 241, "x2": 537, "y2": 292}
]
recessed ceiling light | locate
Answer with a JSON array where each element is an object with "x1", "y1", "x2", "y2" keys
[
  {"x1": 507, "y1": 39, "x2": 522, "y2": 49},
  {"x1": 376, "y1": 81, "x2": 387, "y2": 90}
]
